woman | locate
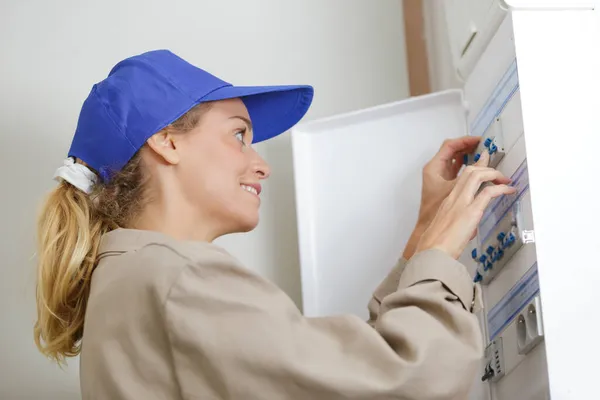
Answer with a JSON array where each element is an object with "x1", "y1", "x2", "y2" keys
[{"x1": 34, "y1": 49, "x2": 515, "y2": 399}]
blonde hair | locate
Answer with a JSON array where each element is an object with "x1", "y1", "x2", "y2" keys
[{"x1": 34, "y1": 103, "x2": 210, "y2": 364}]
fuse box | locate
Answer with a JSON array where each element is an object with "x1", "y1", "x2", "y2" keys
[{"x1": 472, "y1": 159, "x2": 530, "y2": 285}]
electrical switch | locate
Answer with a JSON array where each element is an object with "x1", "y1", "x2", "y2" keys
[
  {"x1": 497, "y1": 232, "x2": 506, "y2": 242},
  {"x1": 485, "y1": 260, "x2": 493, "y2": 271},
  {"x1": 507, "y1": 233, "x2": 515, "y2": 246},
  {"x1": 479, "y1": 254, "x2": 487, "y2": 263},
  {"x1": 472, "y1": 248, "x2": 478, "y2": 259},
  {"x1": 465, "y1": 121, "x2": 505, "y2": 168},
  {"x1": 496, "y1": 248, "x2": 504, "y2": 260},
  {"x1": 481, "y1": 362, "x2": 495, "y2": 382},
  {"x1": 486, "y1": 245, "x2": 495, "y2": 255},
  {"x1": 501, "y1": 233, "x2": 516, "y2": 249},
  {"x1": 463, "y1": 154, "x2": 469, "y2": 165},
  {"x1": 473, "y1": 272, "x2": 482, "y2": 283},
  {"x1": 482, "y1": 338, "x2": 505, "y2": 383}
]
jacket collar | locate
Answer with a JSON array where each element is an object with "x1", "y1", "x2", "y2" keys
[{"x1": 98, "y1": 228, "x2": 229, "y2": 260}]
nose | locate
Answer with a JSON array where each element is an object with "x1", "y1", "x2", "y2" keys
[{"x1": 250, "y1": 147, "x2": 271, "y2": 179}]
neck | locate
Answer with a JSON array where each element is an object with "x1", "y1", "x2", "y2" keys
[{"x1": 133, "y1": 197, "x2": 220, "y2": 243}]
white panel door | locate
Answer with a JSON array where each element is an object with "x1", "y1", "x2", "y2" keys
[{"x1": 290, "y1": 89, "x2": 467, "y2": 319}]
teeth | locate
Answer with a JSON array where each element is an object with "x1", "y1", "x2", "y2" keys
[{"x1": 241, "y1": 184, "x2": 258, "y2": 195}]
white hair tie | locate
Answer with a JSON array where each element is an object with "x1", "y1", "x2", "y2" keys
[{"x1": 53, "y1": 157, "x2": 98, "y2": 194}]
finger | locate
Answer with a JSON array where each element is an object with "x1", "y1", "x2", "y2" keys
[
  {"x1": 492, "y1": 176, "x2": 512, "y2": 185},
  {"x1": 471, "y1": 184, "x2": 518, "y2": 213},
  {"x1": 451, "y1": 165, "x2": 497, "y2": 199},
  {"x1": 474, "y1": 149, "x2": 490, "y2": 167},
  {"x1": 470, "y1": 228, "x2": 478, "y2": 241},
  {"x1": 433, "y1": 136, "x2": 481, "y2": 164},
  {"x1": 463, "y1": 169, "x2": 511, "y2": 201},
  {"x1": 474, "y1": 152, "x2": 511, "y2": 185},
  {"x1": 477, "y1": 169, "x2": 513, "y2": 192}
]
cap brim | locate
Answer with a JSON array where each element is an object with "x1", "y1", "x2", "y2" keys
[{"x1": 202, "y1": 84, "x2": 314, "y2": 143}]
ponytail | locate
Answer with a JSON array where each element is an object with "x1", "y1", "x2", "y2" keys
[
  {"x1": 34, "y1": 102, "x2": 210, "y2": 364},
  {"x1": 34, "y1": 182, "x2": 110, "y2": 364}
]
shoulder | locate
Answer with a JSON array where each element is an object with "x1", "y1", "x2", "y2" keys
[
  {"x1": 163, "y1": 241, "x2": 278, "y2": 300},
  {"x1": 93, "y1": 230, "x2": 257, "y2": 306},
  {"x1": 135, "y1": 238, "x2": 256, "y2": 299},
  {"x1": 162, "y1": 243, "x2": 300, "y2": 332},
  {"x1": 151, "y1": 241, "x2": 288, "y2": 312}
]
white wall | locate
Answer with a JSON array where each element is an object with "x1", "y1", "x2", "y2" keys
[
  {"x1": 423, "y1": 0, "x2": 462, "y2": 91},
  {"x1": 0, "y1": 0, "x2": 410, "y2": 398}
]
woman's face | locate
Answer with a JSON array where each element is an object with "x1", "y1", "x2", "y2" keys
[{"x1": 145, "y1": 98, "x2": 271, "y2": 240}]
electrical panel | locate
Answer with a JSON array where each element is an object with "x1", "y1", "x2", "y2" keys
[
  {"x1": 458, "y1": 15, "x2": 549, "y2": 400},
  {"x1": 290, "y1": 9, "x2": 551, "y2": 400}
]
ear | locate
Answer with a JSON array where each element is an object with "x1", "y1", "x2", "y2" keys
[{"x1": 146, "y1": 129, "x2": 180, "y2": 165}]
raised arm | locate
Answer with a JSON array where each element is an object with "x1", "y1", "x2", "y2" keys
[
  {"x1": 368, "y1": 136, "x2": 484, "y2": 326},
  {"x1": 366, "y1": 257, "x2": 407, "y2": 327}
]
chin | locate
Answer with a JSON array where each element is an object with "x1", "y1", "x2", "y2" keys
[{"x1": 234, "y1": 213, "x2": 260, "y2": 233}]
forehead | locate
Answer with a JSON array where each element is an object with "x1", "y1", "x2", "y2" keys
[
  {"x1": 206, "y1": 98, "x2": 251, "y2": 120},
  {"x1": 194, "y1": 98, "x2": 254, "y2": 143}
]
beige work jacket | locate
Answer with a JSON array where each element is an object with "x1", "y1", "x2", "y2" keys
[{"x1": 80, "y1": 228, "x2": 483, "y2": 399}]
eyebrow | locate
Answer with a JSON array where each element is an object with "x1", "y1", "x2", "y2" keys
[{"x1": 229, "y1": 116, "x2": 253, "y2": 131}]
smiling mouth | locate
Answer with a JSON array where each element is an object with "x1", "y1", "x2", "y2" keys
[{"x1": 241, "y1": 184, "x2": 259, "y2": 196}]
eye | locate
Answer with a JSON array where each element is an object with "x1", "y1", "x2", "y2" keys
[{"x1": 235, "y1": 128, "x2": 247, "y2": 145}]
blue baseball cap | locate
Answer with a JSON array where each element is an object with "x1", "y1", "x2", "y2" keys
[{"x1": 67, "y1": 49, "x2": 314, "y2": 182}]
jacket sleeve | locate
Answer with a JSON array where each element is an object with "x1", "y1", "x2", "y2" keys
[
  {"x1": 367, "y1": 257, "x2": 407, "y2": 327},
  {"x1": 164, "y1": 248, "x2": 483, "y2": 400}
]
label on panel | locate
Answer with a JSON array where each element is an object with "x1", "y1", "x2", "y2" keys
[{"x1": 470, "y1": 59, "x2": 519, "y2": 138}]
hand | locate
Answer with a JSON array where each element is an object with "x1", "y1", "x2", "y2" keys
[
  {"x1": 414, "y1": 151, "x2": 516, "y2": 259},
  {"x1": 418, "y1": 136, "x2": 481, "y2": 225},
  {"x1": 402, "y1": 136, "x2": 480, "y2": 259}
]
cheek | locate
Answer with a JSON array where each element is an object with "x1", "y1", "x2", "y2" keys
[
  {"x1": 181, "y1": 150, "x2": 242, "y2": 203},
  {"x1": 208, "y1": 155, "x2": 258, "y2": 218},
  {"x1": 179, "y1": 155, "x2": 209, "y2": 190},
  {"x1": 177, "y1": 140, "x2": 256, "y2": 220},
  {"x1": 176, "y1": 145, "x2": 217, "y2": 203}
]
